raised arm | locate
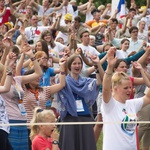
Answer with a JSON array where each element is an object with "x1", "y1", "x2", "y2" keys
[
  {"x1": 47, "y1": 55, "x2": 67, "y2": 95},
  {"x1": 0, "y1": 52, "x2": 16, "y2": 92},
  {"x1": 21, "y1": 44, "x2": 43, "y2": 84},
  {"x1": 91, "y1": 55, "x2": 104, "y2": 86},
  {"x1": 102, "y1": 47, "x2": 117, "y2": 103}
]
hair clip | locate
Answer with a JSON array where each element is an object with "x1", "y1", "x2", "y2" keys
[{"x1": 37, "y1": 109, "x2": 43, "y2": 113}]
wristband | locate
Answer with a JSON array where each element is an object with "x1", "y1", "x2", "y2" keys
[
  {"x1": 60, "y1": 72, "x2": 65, "y2": 75},
  {"x1": 30, "y1": 57, "x2": 36, "y2": 61}
]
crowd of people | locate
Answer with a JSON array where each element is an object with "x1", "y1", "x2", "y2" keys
[{"x1": 1, "y1": 0, "x2": 150, "y2": 149}]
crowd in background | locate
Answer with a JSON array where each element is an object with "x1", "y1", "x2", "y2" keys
[{"x1": 1, "y1": 0, "x2": 150, "y2": 150}]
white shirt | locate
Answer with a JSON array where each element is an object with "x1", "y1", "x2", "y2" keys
[
  {"x1": 112, "y1": 38, "x2": 144, "y2": 55},
  {"x1": 101, "y1": 96, "x2": 143, "y2": 150},
  {"x1": 77, "y1": 44, "x2": 99, "y2": 71},
  {"x1": 25, "y1": 26, "x2": 49, "y2": 44},
  {"x1": 116, "y1": 50, "x2": 128, "y2": 59}
]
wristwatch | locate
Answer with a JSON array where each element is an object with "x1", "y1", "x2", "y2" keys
[{"x1": 52, "y1": 140, "x2": 59, "y2": 145}]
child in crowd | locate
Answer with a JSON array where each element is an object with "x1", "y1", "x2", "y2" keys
[{"x1": 30, "y1": 107, "x2": 59, "y2": 150}]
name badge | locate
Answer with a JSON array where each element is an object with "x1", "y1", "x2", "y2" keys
[
  {"x1": 18, "y1": 103, "x2": 27, "y2": 116},
  {"x1": 76, "y1": 100, "x2": 84, "y2": 112}
]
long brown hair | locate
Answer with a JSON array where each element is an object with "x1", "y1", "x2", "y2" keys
[{"x1": 39, "y1": 30, "x2": 56, "y2": 48}]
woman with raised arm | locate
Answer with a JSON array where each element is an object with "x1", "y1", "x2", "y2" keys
[
  {"x1": 102, "y1": 47, "x2": 150, "y2": 150},
  {"x1": 57, "y1": 54, "x2": 103, "y2": 150},
  {"x1": 0, "y1": 44, "x2": 43, "y2": 150},
  {"x1": 0, "y1": 52, "x2": 16, "y2": 150}
]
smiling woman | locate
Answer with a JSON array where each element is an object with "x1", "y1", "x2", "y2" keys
[
  {"x1": 101, "y1": 47, "x2": 150, "y2": 150},
  {"x1": 57, "y1": 54, "x2": 104, "y2": 150}
]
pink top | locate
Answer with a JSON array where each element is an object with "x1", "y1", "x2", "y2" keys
[{"x1": 1, "y1": 76, "x2": 26, "y2": 120}]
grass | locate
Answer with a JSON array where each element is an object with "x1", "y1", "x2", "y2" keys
[
  {"x1": 96, "y1": 132, "x2": 147, "y2": 150},
  {"x1": 97, "y1": 132, "x2": 103, "y2": 150}
]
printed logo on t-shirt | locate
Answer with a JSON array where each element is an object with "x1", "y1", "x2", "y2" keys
[{"x1": 121, "y1": 108, "x2": 137, "y2": 136}]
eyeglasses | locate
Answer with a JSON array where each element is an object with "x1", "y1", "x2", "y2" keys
[{"x1": 42, "y1": 57, "x2": 48, "y2": 60}]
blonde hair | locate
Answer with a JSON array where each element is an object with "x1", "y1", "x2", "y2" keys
[
  {"x1": 112, "y1": 72, "x2": 129, "y2": 87},
  {"x1": 16, "y1": 35, "x2": 28, "y2": 46},
  {"x1": 30, "y1": 107, "x2": 55, "y2": 141}
]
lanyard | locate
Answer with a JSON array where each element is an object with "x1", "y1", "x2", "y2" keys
[
  {"x1": 15, "y1": 84, "x2": 23, "y2": 104},
  {"x1": 29, "y1": 88, "x2": 39, "y2": 106},
  {"x1": 30, "y1": 27, "x2": 38, "y2": 38}
]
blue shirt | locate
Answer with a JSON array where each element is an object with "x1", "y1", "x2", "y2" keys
[{"x1": 40, "y1": 68, "x2": 55, "y2": 86}]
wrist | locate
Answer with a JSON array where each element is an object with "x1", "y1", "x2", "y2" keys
[
  {"x1": 30, "y1": 56, "x2": 36, "y2": 61},
  {"x1": 105, "y1": 71, "x2": 113, "y2": 76},
  {"x1": 52, "y1": 140, "x2": 59, "y2": 145}
]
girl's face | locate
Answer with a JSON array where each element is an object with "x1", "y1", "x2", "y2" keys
[
  {"x1": 70, "y1": 57, "x2": 82, "y2": 75},
  {"x1": 115, "y1": 79, "x2": 131, "y2": 102},
  {"x1": 40, "y1": 116, "x2": 56, "y2": 138},
  {"x1": 104, "y1": 45, "x2": 111, "y2": 52},
  {"x1": 121, "y1": 40, "x2": 130, "y2": 51},
  {"x1": 139, "y1": 22, "x2": 145, "y2": 30},
  {"x1": 35, "y1": 42, "x2": 42, "y2": 51},
  {"x1": 40, "y1": 53, "x2": 48, "y2": 66},
  {"x1": 43, "y1": 34, "x2": 51, "y2": 43},
  {"x1": 114, "y1": 62, "x2": 128, "y2": 73}
]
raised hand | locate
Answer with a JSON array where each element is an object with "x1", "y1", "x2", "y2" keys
[
  {"x1": 107, "y1": 47, "x2": 117, "y2": 67},
  {"x1": 59, "y1": 55, "x2": 67, "y2": 67},
  {"x1": 6, "y1": 52, "x2": 17, "y2": 69},
  {"x1": 132, "y1": 61, "x2": 143, "y2": 70},
  {"x1": 51, "y1": 129, "x2": 59, "y2": 141},
  {"x1": 75, "y1": 48, "x2": 82, "y2": 55},
  {"x1": 90, "y1": 55, "x2": 99, "y2": 65},
  {"x1": 21, "y1": 43, "x2": 33, "y2": 56},
  {"x1": 2, "y1": 37, "x2": 13, "y2": 48}
]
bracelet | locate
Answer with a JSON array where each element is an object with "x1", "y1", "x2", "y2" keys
[
  {"x1": 30, "y1": 57, "x2": 36, "y2": 61},
  {"x1": 60, "y1": 72, "x2": 65, "y2": 75},
  {"x1": 105, "y1": 71, "x2": 112, "y2": 76},
  {"x1": 95, "y1": 69, "x2": 99, "y2": 73}
]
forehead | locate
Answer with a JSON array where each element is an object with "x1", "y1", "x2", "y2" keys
[
  {"x1": 36, "y1": 41, "x2": 42, "y2": 45},
  {"x1": 119, "y1": 79, "x2": 131, "y2": 86},
  {"x1": 72, "y1": 57, "x2": 81, "y2": 63},
  {"x1": 118, "y1": 61, "x2": 127, "y2": 66},
  {"x1": 32, "y1": 16, "x2": 38, "y2": 20}
]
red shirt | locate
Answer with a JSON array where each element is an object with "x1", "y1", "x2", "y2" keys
[
  {"x1": 32, "y1": 135, "x2": 59, "y2": 150},
  {"x1": 0, "y1": 7, "x2": 11, "y2": 26}
]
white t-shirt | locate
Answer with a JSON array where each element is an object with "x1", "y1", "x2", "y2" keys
[
  {"x1": 37, "y1": 5, "x2": 54, "y2": 25},
  {"x1": 56, "y1": 4, "x2": 75, "y2": 26},
  {"x1": 138, "y1": 30, "x2": 148, "y2": 41},
  {"x1": 25, "y1": 26, "x2": 49, "y2": 44},
  {"x1": 48, "y1": 42, "x2": 66, "y2": 58},
  {"x1": 77, "y1": 44, "x2": 99, "y2": 70},
  {"x1": 101, "y1": 96, "x2": 143, "y2": 150},
  {"x1": 115, "y1": 50, "x2": 128, "y2": 59}
]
